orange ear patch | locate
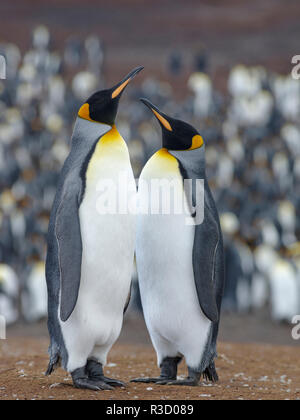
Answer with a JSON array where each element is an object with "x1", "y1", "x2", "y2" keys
[
  {"x1": 112, "y1": 79, "x2": 131, "y2": 99},
  {"x1": 78, "y1": 103, "x2": 94, "y2": 122},
  {"x1": 188, "y1": 134, "x2": 204, "y2": 150},
  {"x1": 152, "y1": 109, "x2": 172, "y2": 131}
]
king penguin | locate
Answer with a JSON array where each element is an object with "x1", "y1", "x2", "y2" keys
[
  {"x1": 45, "y1": 66, "x2": 143, "y2": 390},
  {"x1": 132, "y1": 99, "x2": 224, "y2": 386}
]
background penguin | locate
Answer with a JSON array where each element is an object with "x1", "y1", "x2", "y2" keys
[
  {"x1": 132, "y1": 99, "x2": 224, "y2": 386},
  {"x1": 22, "y1": 258, "x2": 48, "y2": 323},
  {"x1": 220, "y1": 212, "x2": 242, "y2": 312},
  {"x1": 268, "y1": 254, "x2": 299, "y2": 323},
  {"x1": 0, "y1": 263, "x2": 19, "y2": 325},
  {"x1": 46, "y1": 66, "x2": 143, "y2": 390}
]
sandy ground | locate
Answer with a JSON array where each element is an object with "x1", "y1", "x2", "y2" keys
[{"x1": 0, "y1": 316, "x2": 299, "y2": 400}]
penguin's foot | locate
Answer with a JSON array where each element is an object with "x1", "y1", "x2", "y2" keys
[
  {"x1": 156, "y1": 378, "x2": 198, "y2": 386},
  {"x1": 101, "y1": 377, "x2": 125, "y2": 387},
  {"x1": 157, "y1": 367, "x2": 201, "y2": 387},
  {"x1": 131, "y1": 376, "x2": 169, "y2": 384},
  {"x1": 71, "y1": 367, "x2": 113, "y2": 391},
  {"x1": 86, "y1": 360, "x2": 125, "y2": 388},
  {"x1": 131, "y1": 356, "x2": 182, "y2": 384},
  {"x1": 74, "y1": 378, "x2": 114, "y2": 391}
]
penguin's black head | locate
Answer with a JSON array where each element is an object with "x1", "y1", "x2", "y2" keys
[
  {"x1": 140, "y1": 98, "x2": 204, "y2": 151},
  {"x1": 78, "y1": 66, "x2": 144, "y2": 126}
]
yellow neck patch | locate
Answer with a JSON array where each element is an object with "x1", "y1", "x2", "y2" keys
[
  {"x1": 141, "y1": 148, "x2": 179, "y2": 179},
  {"x1": 156, "y1": 148, "x2": 178, "y2": 163},
  {"x1": 86, "y1": 125, "x2": 129, "y2": 183},
  {"x1": 97, "y1": 125, "x2": 123, "y2": 148},
  {"x1": 78, "y1": 103, "x2": 95, "y2": 122}
]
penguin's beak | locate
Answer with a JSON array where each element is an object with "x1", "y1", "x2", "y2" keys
[
  {"x1": 140, "y1": 98, "x2": 173, "y2": 132},
  {"x1": 111, "y1": 66, "x2": 144, "y2": 99}
]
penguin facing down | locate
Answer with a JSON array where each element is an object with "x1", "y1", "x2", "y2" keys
[
  {"x1": 132, "y1": 99, "x2": 224, "y2": 386},
  {"x1": 46, "y1": 67, "x2": 143, "y2": 390}
]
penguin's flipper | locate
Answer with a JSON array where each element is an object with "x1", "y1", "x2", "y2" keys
[
  {"x1": 193, "y1": 196, "x2": 220, "y2": 324},
  {"x1": 55, "y1": 182, "x2": 83, "y2": 322}
]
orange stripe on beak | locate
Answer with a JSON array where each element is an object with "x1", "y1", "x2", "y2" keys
[
  {"x1": 152, "y1": 109, "x2": 172, "y2": 131},
  {"x1": 112, "y1": 78, "x2": 131, "y2": 99}
]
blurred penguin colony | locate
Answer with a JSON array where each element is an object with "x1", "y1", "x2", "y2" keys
[{"x1": 0, "y1": 26, "x2": 299, "y2": 326}]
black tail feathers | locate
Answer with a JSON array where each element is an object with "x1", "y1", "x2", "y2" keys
[
  {"x1": 202, "y1": 362, "x2": 219, "y2": 382},
  {"x1": 45, "y1": 354, "x2": 60, "y2": 376}
]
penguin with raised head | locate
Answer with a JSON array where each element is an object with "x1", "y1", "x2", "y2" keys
[
  {"x1": 132, "y1": 99, "x2": 224, "y2": 386},
  {"x1": 46, "y1": 67, "x2": 143, "y2": 390}
]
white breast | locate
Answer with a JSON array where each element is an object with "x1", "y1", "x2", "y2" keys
[
  {"x1": 60, "y1": 129, "x2": 136, "y2": 372},
  {"x1": 78, "y1": 132, "x2": 136, "y2": 322},
  {"x1": 136, "y1": 150, "x2": 211, "y2": 369}
]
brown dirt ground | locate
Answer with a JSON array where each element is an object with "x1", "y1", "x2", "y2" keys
[{"x1": 0, "y1": 323, "x2": 299, "y2": 400}]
